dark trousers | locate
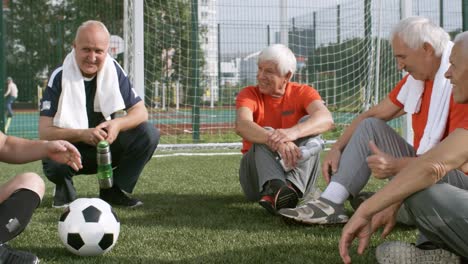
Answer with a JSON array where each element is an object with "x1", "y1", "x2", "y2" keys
[{"x1": 42, "y1": 122, "x2": 159, "y2": 199}]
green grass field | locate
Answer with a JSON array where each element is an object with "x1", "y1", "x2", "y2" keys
[{"x1": 2, "y1": 151, "x2": 418, "y2": 264}]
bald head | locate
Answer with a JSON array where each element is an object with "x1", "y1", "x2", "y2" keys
[
  {"x1": 453, "y1": 32, "x2": 468, "y2": 58},
  {"x1": 445, "y1": 31, "x2": 468, "y2": 104}
]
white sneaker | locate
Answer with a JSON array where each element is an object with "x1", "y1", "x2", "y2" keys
[
  {"x1": 278, "y1": 196, "x2": 348, "y2": 225},
  {"x1": 376, "y1": 241, "x2": 460, "y2": 264}
]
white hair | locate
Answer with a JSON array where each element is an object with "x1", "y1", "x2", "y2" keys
[
  {"x1": 390, "y1": 16, "x2": 450, "y2": 57},
  {"x1": 258, "y1": 44, "x2": 297, "y2": 79}
]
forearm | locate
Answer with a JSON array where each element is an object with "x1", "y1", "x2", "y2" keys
[
  {"x1": 391, "y1": 156, "x2": 415, "y2": 175},
  {"x1": 115, "y1": 102, "x2": 148, "y2": 131},
  {"x1": 293, "y1": 110, "x2": 333, "y2": 138},
  {"x1": 0, "y1": 136, "x2": 49, "y2": 163},
  {"x1": 39, "y1": 125, "x2": 86, "y2": 143},
  {"x1": 235, "y1": 119, "x2": 270, "y2": 144},
  {"x1": 114, "y1": 110, "x2": 147, "y2": 132}
]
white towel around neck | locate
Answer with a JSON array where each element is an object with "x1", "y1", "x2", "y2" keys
[
  {"x1": 397, "y1": 41, "x2": 454, "y2": 155},
  {"x1": 53, "y1": 49, "x2": 125, "y2": 129}
]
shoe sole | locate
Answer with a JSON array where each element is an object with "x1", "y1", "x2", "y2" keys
[
  {"x1": 52, "y1": 203, "x2": 70, "y2": 209},
  {"x1": 376, "y1": 241, "x2": 460, "y2": 264},
  {"x1": 285, "y1": 214, "x2": 348, "y2": 225}
]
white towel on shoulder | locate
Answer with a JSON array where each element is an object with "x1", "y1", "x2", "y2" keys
[
  {"x1": 397, "y1": 41, "x2": 454, "y2": 155},
  {"x1": 397, "y1": 75, "x2": 424, "y2": 114},
  {"x1": 53, "y1": 49, "x2": 125, "y2": 129},
  {"x1": 416, "y1": 41, "x2": 454, "y2": 155}
]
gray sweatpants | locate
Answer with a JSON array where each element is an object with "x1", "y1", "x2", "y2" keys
[
  {"x1": 334, "y1": 117, "x2": 468, "y2": 256},
  {"x1": 239, "y1": 135, "x2": 321, "y2": 202},
  {"x1": 405, "y1": 170, "x2": 468, "y2": 258},
  {"x1": 331, "y1": 117, "x2": 416, "y2": 197}
]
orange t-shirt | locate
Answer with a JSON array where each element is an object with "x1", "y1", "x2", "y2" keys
[
  {"x1": 236, "y1": 82, "x2": 322, "y2": 154},
  {"x1": 388, "y1": 74, "x2": 468, "y2": 151}
]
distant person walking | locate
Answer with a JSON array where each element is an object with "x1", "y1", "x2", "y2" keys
[{"x1": 4, "y1": 77, "x2": 18, "y2": 133}]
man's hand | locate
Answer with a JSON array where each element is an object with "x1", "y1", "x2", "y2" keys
[
  {"x1": 96, "y1": 120, "x2": 121, "y2": 144},
  {"x1": 322, "y1": 148, "x2": 341, "y2": 183},
  {"x1": 267, "y1": 127, "x2": 300, "y2": 151},
  {"x1": 277, "y1": 141, "x2": 301, "y2": 169},
  {"x1": 366, "y1": 141, "x2": 397, "y2": 179},
  {"x1": 370, "y1": 202, "x2": 400, "y2": 239},
  {"x1": 46, "y1": 140, "x2": 82, "y2": 171},
  {"x1": 339, "y1": 210, "x2": 373, "y2": 264},
  {"x1": 81, "y1": 127, "x2": 108, "y2": 146}
]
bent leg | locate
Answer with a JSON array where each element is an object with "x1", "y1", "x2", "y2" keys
[
  {"x1": 239, "y1": 143, "x2": 286, "y2": 201},
  {"x1": 404, "y1": 170, "x2": 468, "y2": 258},
  {"x1": 111, "y1": 122, "x2": 159, "y2": 193},
  {"x1": 288, "y1": 135, "x2": 322, "y2": 197},
  {"x1": 0, "y1": 173, "x2": 43, "y2": 243},
  {"x1": 331, "y1": 117, "x2": 415, "y2": 197}
]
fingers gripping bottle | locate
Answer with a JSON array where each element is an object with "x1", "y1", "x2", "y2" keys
[
  {"x1": 97, "y1": 140, "x2": 113, "y2": 189},
  {"x1": 278, "y1": 137, "x2": 325, "y2": 172}
]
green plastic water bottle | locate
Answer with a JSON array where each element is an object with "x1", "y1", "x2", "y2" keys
[{"x1": 97, "y1": 140, "x2": 113, "y2": 189}]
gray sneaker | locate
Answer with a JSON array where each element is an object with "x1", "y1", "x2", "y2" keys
[
  {"x1": 278, "y1": 197, "x2": 348, "y2": 225},
  {"x1": 376, "y1": 241, "x2": 460, "y2": 264}
]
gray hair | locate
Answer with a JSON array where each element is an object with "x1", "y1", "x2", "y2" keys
[
  {"x1": 75, "y1": 20, "x2": 110, "y2": 41},
  {"x1": 390, "y1": 16, "x2": 450, "y2": 57},
  {"x1": 258, "y1": 44, "x2": 296, "y2": 80}
]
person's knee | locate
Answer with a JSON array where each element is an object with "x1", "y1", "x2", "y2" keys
[
  {"x1": 136, "y1": 122, "x2": 160, "y2": 148},
  {"x1": 361, "y1": 117, "x2": 385, "y2": 128},
  {"x1": 252, "y1": 143, "x2": 271, "y2": 153},
  {"x1": 11, "y1": 173, "x2": 45, "y2": 199}
]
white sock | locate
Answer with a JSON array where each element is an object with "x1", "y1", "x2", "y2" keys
[{"x1": 321, "y1": 182, "x2": 350, "y2": 205}]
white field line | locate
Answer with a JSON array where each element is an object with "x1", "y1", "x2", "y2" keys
[{"x1": 152, "y1": 147, "x2": 332, "y2": 158}]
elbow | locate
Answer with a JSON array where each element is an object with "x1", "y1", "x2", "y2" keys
[
  {"x1": 141, "y1": 111, "x2": 149, "y2": 121},
  {"x1": 321, "y1": 114, "x2": 334, "y2": 132}
]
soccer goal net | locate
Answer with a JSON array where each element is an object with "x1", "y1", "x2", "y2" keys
[{"x1": 124, "y1": 0, "x2": 462, "y2": 150}]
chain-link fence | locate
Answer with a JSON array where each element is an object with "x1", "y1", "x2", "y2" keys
[{"x1": 1, "y1": 0, "x2": 465, "y2": 145}]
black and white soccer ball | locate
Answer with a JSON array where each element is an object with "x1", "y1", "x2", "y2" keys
[{"x1": 58, "y1": 198, "x2": 120, "y2": 256}]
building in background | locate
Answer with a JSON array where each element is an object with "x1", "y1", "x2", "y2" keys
[{"x1": 199, "y1": 0, "x2": 219, "y2": 106}]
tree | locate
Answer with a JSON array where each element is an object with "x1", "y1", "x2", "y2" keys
[{"x1": 4, "y1": 0, "x2": 123, "y2": 104}]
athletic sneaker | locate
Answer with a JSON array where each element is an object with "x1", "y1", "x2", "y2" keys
[
  {"x1": 278, "y1": 196, "x2": 348, "y2": 224},
  {"x1": 297, "y1": 187, "x2": 322, "y2": 206},
  {"x1": 0, "y1": 244, "x2": 39, "y2": 264},
  {"x1": 99, "y1": 186, "x2": 143, "y2": 208},
  {"x1": 376, "y1": 241, "x2": 460, "y2": 264},
  {"x1": 259, "y1": 185, "x2": 299, "y2": 215}
]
